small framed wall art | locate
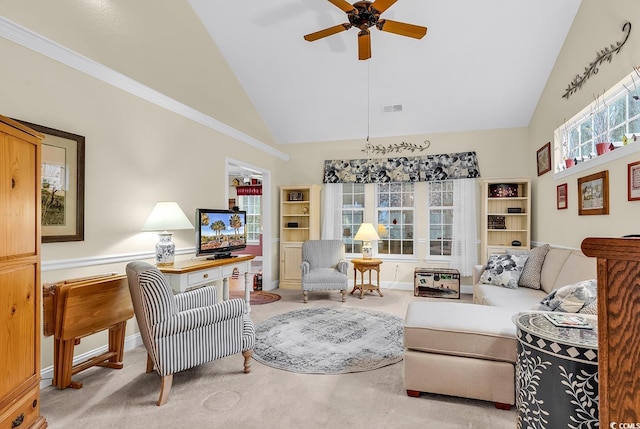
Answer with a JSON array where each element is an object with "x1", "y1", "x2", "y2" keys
[
  {"x1": 16, "y1": 119, "x2": 85, "y2": 242},
  {"x1": 628, "y1": 160, "x2": 640, "y2": 201},
  {"x1": 289, "y1": 191, "x2": 304, "y2": 201},
  {"x1": 577, "y1": 170, "x2": 609, "y2": 215},
  {"x1": 537, "y1": 142, "x2": 552, "y2": 176},
  {"x1": 557, "y1": 183, "x2": 568, "y2": 210}
]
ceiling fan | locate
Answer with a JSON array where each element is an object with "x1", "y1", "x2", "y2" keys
[{"x1": 303, "y1": 0, "x2": 427, "y2": 60}]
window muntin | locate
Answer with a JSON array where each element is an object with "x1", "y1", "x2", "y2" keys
[
  {"x1": 376, "y1": 182, "x2": 414, "y2": 256},
  {"x1": 238, "y1": 195, "x2": 260, "y2": 243},
  {"x1": 341, "y1": 183, "x2": 365, "y2": 254},
  {"x1": 427, "y1": 180, "x2": 453, "y2": 257}
]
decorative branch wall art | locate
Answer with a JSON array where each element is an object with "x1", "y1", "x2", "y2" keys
[
  {"x1": 562, "y1": 21, "x2": 631, "y2": 100},
  {"x1": 362, "y1": 140, "x2": 431, "y2": 155}
]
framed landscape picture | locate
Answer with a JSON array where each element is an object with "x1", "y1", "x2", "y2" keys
[
  {"x1": 16, "y1": 120, "x2": 85, "y2": 242},
  {"x1": 557, "y1": 183, "x2": 568, "y2": 210},
  {"x1": 537, "y1": 142, "x2": 551, "y2": 176},
  {"x1": 578, "y1": 170, "x2": 609, "y2": 215},
  {"x1": 628, "y1": 160, "x2": 640, "y2": 201}
]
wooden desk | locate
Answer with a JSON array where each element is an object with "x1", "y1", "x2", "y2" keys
[
  {"x1": 158, "y1": 255, "x2": 255, "y2": 312},
  {"x1": 350, "y1": 258, "x2": 383, "y2": 299},
  {"x1": 43, "y1": 274, "x2": 134, "y2": 389}
]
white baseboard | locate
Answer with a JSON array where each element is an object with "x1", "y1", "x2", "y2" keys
[{"x1": 40, "y1": 333, "x2": 143, "y2": 390}]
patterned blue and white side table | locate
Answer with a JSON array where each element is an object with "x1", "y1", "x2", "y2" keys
[{"x1": 513, "y1": 312, "x2": 599, "y2": 429}]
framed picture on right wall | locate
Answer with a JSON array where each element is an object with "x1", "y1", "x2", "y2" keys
[
  {"x1": 578, "y1": 170, "x2": 609, "y2": 215},
  {"x1": 628, "y1": 160, "x2": 640, "y2": 201},
  {"x1": 557, "y1": 183, "x2": 568, "y2": 210}
]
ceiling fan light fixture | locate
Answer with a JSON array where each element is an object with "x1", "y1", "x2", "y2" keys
[{"x1": 303, "y1": 0, "x2": 427, "y2": 60}]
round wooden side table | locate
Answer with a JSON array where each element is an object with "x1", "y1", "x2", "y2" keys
[{"x1": 350, "y1": 258, "x2": 383, "y2": 299}]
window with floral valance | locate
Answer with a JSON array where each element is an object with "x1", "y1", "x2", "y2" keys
[{"x1": 323, "y1": 151, "x2": 481, "y2": 184}]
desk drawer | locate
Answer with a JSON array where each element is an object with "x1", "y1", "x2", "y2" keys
[
  {"x1": 0, "y1": 384, "x2": 40, "y2": 429},
  {"x1": 187, "y1": 268, "x2": 221, "y2": 287}
]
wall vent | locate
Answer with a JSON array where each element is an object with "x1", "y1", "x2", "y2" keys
[{"x1": 382, "y1": 104, "x2": 403, "y2": 113}]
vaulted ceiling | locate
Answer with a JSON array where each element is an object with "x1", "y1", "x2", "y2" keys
[
  {"x1": 2, "y1": 0, "x2": 582, "y2": 146},
  {"x1": 189, "y1": 0, "x2": 582, "y2": 144}
]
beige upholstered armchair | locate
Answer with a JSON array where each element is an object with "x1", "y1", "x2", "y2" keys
[
  {"x1": 300, "y1": 239, "x2": 349, "y2": 303},
  {"x1": 125, "y1": 261, "x2": 255, "y2": 406}
]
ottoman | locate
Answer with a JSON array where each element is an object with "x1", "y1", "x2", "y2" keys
[{"x1": 403, "y1": 301, "x2": 517, "y2": 409}]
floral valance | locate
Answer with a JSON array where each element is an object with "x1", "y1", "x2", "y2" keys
[{"x1": 323, "y1": 151, "x2": 481, "y2": 183}]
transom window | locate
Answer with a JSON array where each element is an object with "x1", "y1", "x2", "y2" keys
[{"x1": 556, "y1": 69, "x2": 640, "y2": 171}]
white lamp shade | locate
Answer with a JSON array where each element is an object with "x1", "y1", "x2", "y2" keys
[
  {"x1": 354, "y1": 223, "x2": 380, "y2": 241},
  {"x1": 142, "y1": 202, "x2": 193, "y2": 231},
  {"x1": 355, "y1": 223, "x2": 380, "y2": 259}
]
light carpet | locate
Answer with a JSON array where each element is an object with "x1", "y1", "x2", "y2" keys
[
  {"x1": 253, "y1": 306, "x2": 403, "y2": 374},
  {"x1": 39, "y1": 289, "x2": 517, "y2": 428}
]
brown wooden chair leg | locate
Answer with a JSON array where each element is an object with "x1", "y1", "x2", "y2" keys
[
  {"x1": 157, "y1": 374, "x2": 173, "y2": 406},
  {"x1": 146, "y1": 353, "x2": 154, "y2": 373},
  {"x1": 242, "y1": 350, "x2": 253, "y2": 373},
  {"x1": 495, "y1": 402, "x2": 512, "y2": 410},
  {"x1": 406, "y1": 390, "x2": 421, "y2": 397}
]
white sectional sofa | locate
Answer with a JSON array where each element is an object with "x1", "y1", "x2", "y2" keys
[
  {"x1": 404, "y1": 245, "x2": 596, "y2": 408},
  {"x1": 472, "y1": 246, "x2": 597, "y2": 311}
]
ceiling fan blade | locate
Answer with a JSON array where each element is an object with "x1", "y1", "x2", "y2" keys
[
  {"x1": 371, "y1": 0, "x2": 397, "y2": 14},
  {"x1": 304, "y1": 23, "x2": 351, "y2": 42},
  {"x1": 328, "y1": 0, "x2": 356, "y2": 13},
  {"x1": 358, "y1": 29, "x2": 371, "y2": 60},
  {"x1": 377, "y1": 19, "x2": 427, "y2": 39}
]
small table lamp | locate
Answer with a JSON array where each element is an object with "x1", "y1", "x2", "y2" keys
[
  {"x1": 354, "y1": 223, "x2": 380, "y2": 259},
  {"x1": 142, "y1": 201, "x2": 194, "y2": 266}
]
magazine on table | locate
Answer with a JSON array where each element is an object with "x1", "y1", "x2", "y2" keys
[{"x1": 543, "y1": 313, "x2": 593, "y2": 329}]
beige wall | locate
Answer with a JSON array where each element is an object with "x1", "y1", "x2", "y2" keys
[
  {"x1": 528, "y1": 0, "x2": 640, "y2": 249},
  {"x1": 281, "y1": 127, "x2": 530, "y2": 185}
]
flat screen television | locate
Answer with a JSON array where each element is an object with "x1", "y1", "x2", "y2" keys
[{"x1": 195, "y1": 208, "x2": 247, "y2": 259}]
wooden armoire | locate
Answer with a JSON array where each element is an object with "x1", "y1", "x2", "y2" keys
[
  {"x1": 0, "y1": 115, "x2": 47, "y2": 428},
  {"x1": 581, "y1": 237, "x2": 640, "y2": 427}
]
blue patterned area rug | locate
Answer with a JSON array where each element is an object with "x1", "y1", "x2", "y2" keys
[{"x1": 253, "y1": 307, "x2": 404, "y2": 374}]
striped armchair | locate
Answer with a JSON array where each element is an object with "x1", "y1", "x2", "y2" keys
[
  {"x1": 300, "y1": 240, "x2": 349, "y2": 303},
  {"x1": 125, "y1": 261, "x2": 255, "y2": 406}
]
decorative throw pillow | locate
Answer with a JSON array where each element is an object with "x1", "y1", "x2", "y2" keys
[
  {"x1": 509, "y1": 244, "x2": 550, "y2": 290},
  {"x1": 479, "y1": 254, "x2": 529, "y2": 289},
  {"x1": 532, "y1": 279, "x2": 597, "y2": 313}
]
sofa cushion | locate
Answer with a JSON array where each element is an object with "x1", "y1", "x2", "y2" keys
[
  {"x1": 552, "y1": 252, "x2": 597, "y2": 291},
  {"x1": 509, "y1": 244, "x2": 550, "y2": 290},
  {"x1": 474, "y1": 282, "x2": 548, "y2": 313},
  {"x1": 404, "y1": 302, "x2": 517, "y2": 363},
  {"x1": 539, "y1": 248, "x2": 572, "y2": 293},
  {"x1": 533, "y1": 279, "x2": 597, "y2": 313},
  {"x1": 479, "y1": 253, "x2": 528, "y2": 289}
]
